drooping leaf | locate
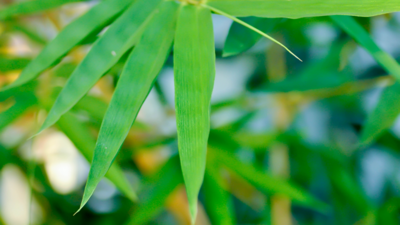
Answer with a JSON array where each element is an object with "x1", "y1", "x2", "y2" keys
[
  {"x1": 223, "y1": 17, "x2": 282, "y2": 57},
  {"x1": 206, "y1": 0, "x2": 400, "y2": 18},
  {"x1": 0, "y1": 0, "x2": 84, "y2": 20},
  {"x1": 209, "y1": 147, "x2": 328, "y2": 212},
  {"x1": 37, "y1": 0, "x2": 163, "y2": 134},
  {"x1": 57, "y1": 112, "x2": 137, "y2": 202},
  {"x1": 174, "y1": 4, "x2": 216, "y2": 222},
  {"x1": 0, "y1": 93, "x2": 36, "y2": 131},
  {"x1": 1, "y1": 0, "x2": 132, "y2": 91},
  {"x1": 126, "y1": 158, "x2": 183, "y2": 225},
  {"x1": 331, "y1": 16, "x2": 400, "y2": 145},
  {"x1": 78, "y1": 1, "x2": 178, "y2": 212},
  {"x1": 360, "y1": 83, "x2": 400, "y2": 145},
  {"x1": 332, "y1": 16, "x2": 400, "y2": 80}
]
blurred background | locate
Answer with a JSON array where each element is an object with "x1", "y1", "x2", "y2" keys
[{"x1": 1, "y1": 0, "x2": 400, "y2": 224}]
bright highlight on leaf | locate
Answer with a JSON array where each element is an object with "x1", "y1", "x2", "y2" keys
[
  {"x1": 174, "y1": 4, "x2": 216, "y2": 223},
  {"x1": 77, "y1": 1, "x2": 179, "y2": 213}
]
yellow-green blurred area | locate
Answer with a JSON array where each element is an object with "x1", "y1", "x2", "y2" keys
[{"x1": 1, "y1": 0, "x2": 400, "y2": 225}]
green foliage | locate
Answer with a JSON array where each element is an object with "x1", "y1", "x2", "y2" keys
[{"x1": 1, "y1": 0, "x2": 400, "y2": 224}]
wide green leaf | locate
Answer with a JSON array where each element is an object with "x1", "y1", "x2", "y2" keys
[
  {"x1": 210, "y1": 147, "x2": 328, "y2": 212},
  {"x1": 57, "y1": 112, "x2": 137, "y2": 202},
  {"x1": 1, "y1": 0, "x2": 132, "y2": 91},
  {"x1": 37, "y1": 0, "x2": 163, "y2": 134},
  {"x1": 206, "y1": 0, "x2": 400, "y2": 18},
  {"x1": 0, "y1": 0, "x2": 84, "y2": 20},
  {"x1": 223, "y1": 17, "x2": 281, "y2": 57},
  {"x1": 78, "y1": 1, "x2": 178, "y2": 212},
  {"x1": 174, "y1": 4, "x2": 216, "y2": 222}
]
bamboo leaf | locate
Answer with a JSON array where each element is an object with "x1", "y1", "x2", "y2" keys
[
  {"x1": 203, "y1": 165, "x2": 235, "y2": 225},
  {"x1": 331, "y1": 16, "x2": 400, "y2": 145},
  {"x1": 223, "y1": 17, "x2": 281, "y2": 57},
  {"x1": 78, "y1": 1, "x2": 178, "y2": 212},
  {"x1": 126, "y1": 158, "x2": 183, "y2": 225},
  {"x1": 206, "y1": 0, "x2": 400, "y2": 18},
  {"x1": 0, "y1": 0, "x2": 84, "y2": 20},
  {"x1": 332, "y1": 16, "x2": 400, "y2": 80},
  {"x1": 210, "y1": 147, "x2": 328, "y2": 212},
  {"x1": 174, "y1": 4, "x2": 216, "y2": 223},
  {"x1": 57, "y1": 112, "x2": 137, "y2": 202},
  {"x1": 1, "y1": 0, "x2": 132, "y2": 91},
  {"x1": 37, "y1": 0, "x2": 163, "y2": 134},
  {"x1": 0, "y1": 93, "x2": 36, "y2": 131},
  {"x1": 360, "y1": 83, "x2": 400, "y2": 145}
]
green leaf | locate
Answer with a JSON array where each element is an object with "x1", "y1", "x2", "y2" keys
[
  {"x1": 331, "y1": 16, "x2": 400, "y2": 80},
  {"x1": 126, "y1": 158, "x2": 183, "y2": 225},
  {"x1": 203, "y1": 165, "x2": 235, "y2": 225},
  {"x1": 0, "y1": 93, "x2": 36, "y2": 131},
  {"x1": 0, "y1": 0, "x2": 84, "y2": 20},
  {"x1": 223, "y1": 17, "x2": 281, "y2": 57},
  {"x1": 360, "y1": 83, "x2": 400, "y2": 145},
  {"x1": 206, "y1": 0, "x2": 400, "y2": 18},
  {"x1": 174, "y1": 4, "x2": 216, "y2": 222},
  {"x1": 331, "y1": 16, "x2": 400, "y2": 145},
  {"x1": 210, "y1": 147, "x2": 328, "y2": 212},
  {"x1": 0, "y1": 56, "x2": 30, "y2": 73},
  {"x1": 1, "y1": 0, "x2": 132, "y2": 91},
  {"x1": 37, "y1": 0, "x2": 163, "y2": 134},
  {"x1": 78, "y1": 1, "x2": 178, "y2": 212},
  {"x1": 57, "y1": 112, "x2": 137, "y2": 202}
]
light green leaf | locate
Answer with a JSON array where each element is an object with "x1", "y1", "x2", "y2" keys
[
  {"x1": 360, "y1": 83, "x2": 400, "y2": 145},
  {"x1": 78, "y1": 1, "x2": 178, "y2": 212},
  {"x1": 210, "y1": 147, "x2": 328, "y2": 212},
  {"x1": 37, "y1": 0, "x2": 163, "y2": 134},
  {"x1": 206, "y1": 0, "x2": 400, "y2": 18},
  {"x1": 0, "y1": 0, "x2": 84, "y2": 20},
  {"x1": 57, "y1": 112, "x2": 137, "y2": 202},
  {"x1": 223, "y1": 17, "x2": 282, "y2": 57},
  {"x1": 0, "y1": 93, "x2": 36, "y2": 131},
  {"x1": 126, "y1": 158, "x2": 183, "y2": 225},
  {"x1": 1, "y1": 0, "x2": 132, "y2": 91},
  {"x1": 174, "y1": 4, "x2": 216, "y2": 223},
  {"x1": 332, "y1": 16, "x2": 400, "y2": 80}
]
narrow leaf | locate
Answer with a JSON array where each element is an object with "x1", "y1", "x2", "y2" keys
[
  {"x1": 223, "y1": 17, "x2": 281, "y2": 57},
  {"x1": 210, "y1": 147, "x2": 328, "y2": 212},
  {"x1": 360, "y1": 83, "x2": 400, "y2": 145},
  {"x1": 0, "y1": 93, "x2": 36, "y2": 131},
  {"x1": 332, "y1": 16, "x2": 400, "y2": 81},
  {"x1": 0, "y1": 56, "x2": 30, "y2": 73},
  {"x1": 206, "y1": 0, "x2": 400, "y2": 18},
  {"x1": 37, "y1": 0, "x2": 163, "y2": 134},
  {"x1": 57, "y1": 112, "x2": 137, "y2": 202},
  {"x1": 174, "y1": 5, "x2": 216, "y2": 222},
  {"x1": 126, "y1": 158, "x2": 183, "y2": 225},
  {"x1": 78, "y1": 1, "x2": 178, "y2": 212},
  {"x1": 0, "y1": 0, "x2": 83, "y2": 20},
  {"x1": 1, "y1": 0, "x2": 132, "y2": 91}
]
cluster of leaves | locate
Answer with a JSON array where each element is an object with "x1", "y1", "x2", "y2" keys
[{"x1": 1, "y1": 0, "x2": 400, "y2": 224}]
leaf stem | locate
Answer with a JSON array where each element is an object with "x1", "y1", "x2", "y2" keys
[{"x1": 203, "y1": 4, "x2": 302, "y2": 62}]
